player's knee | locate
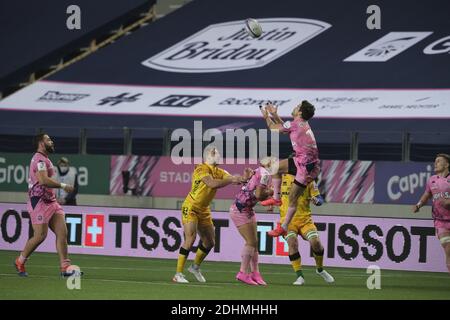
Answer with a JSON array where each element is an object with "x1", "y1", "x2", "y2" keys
[
  {"x1": 56, "y1": 228, "x2": 68, "y2": 240},
  {"x1": 183, "y1": 235, "x2": 196, "y2": 248},
  {"x1": 202, "y1": 238, "x2": 215, "y2": 249},
  {"x1": 198, "y1": 242, "x2": 214, "y2": 254},
  {"x1": 34, "y1": 231, "x2": 48, "y2": 243},
  {"x1": 287, "y1": 236, "x2": 298, "y2": 249},
  {"x1": 311, "y1": 244, "x2": 324, "y2": 256},
  {"x1": 246, "y1": 240, "x2": 257, "y2": 248},
  {"x1": 444, "y1": 242, "x2": 450, "y2": 256},
  {"x1": 310, "y1": 238, "x2": 322, "y2": 252}
]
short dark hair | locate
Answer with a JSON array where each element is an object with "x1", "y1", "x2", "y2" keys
[
  {"x1": 299, "y1": 100, "x2": 315, "y2": 121},
  {"x1": 436, "y1": 153, "x2": 450, "y2": 165},
  {"x1": 33, "y1": 133, "x2": 47, "y2": 150}
]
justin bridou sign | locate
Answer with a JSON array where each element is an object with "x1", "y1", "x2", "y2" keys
[
  {"x1": 0, "y1": 203, "x2": 445, "y2": 272},
  {"x1": 142, "y1": 18, "x2": 331, "y2": 73}
]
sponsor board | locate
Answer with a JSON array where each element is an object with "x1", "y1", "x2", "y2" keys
[
  {"x1": 345, "y1": 32, "x2": 433, "y2": 62},
  {"x1": 375, "y1": 162, "x2": 434, "y2": 204},
  {"x1": 0, "y1": 203, "x2": 444, "y2": 272},
  {"x1": 142, "y1": 18, "x2": 331, "y2": 73},
  {"x1": 37, "y1": 91, "x2": 89, "y2": 102},
  {"x1": 0, "y1": 153, "x2": 110, "y2": 194},
  {"x1": 2, "y1": 80, "x2": 449, "y2": 118},
  {"x1": 110, "y1": 156, "x2": 375, "y2": 204}
]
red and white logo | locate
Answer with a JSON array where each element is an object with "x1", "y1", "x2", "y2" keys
[
  {"x1": 84, "y1": 214, "x2": 104, "y2": 247},
  {"x1": 275, "y1": 224, "x2": 289, "y2": 256}
]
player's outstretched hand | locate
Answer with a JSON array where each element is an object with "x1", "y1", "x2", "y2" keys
[
  {"x1": 265, "y1": 103, "x2": 278, "y2": 115},
  {"x1": 63, "y1": 184, "x2": 74, "y2": 193},
  {"x1": 231, "y1": 175, "x2": 245, "y2": 185},
  {"x1": 243, "y1": 168, "x2": 254, "y2": 180},
  {"x1": 259, "y1": 105, "x2": 269, "y2": 119},
  {"x1": 412, "y1": 204, "x2": 420, "y2": 213},
  {"x1": 312, "y1": 195, "x2": 324, "y2": 206}
]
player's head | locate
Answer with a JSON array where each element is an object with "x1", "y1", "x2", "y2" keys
[
  {"x1": 204, "y1": 146, "x2": 221, "y2": 166},
  {"x1": 259, "y1": 156, "x2": 279, "y2": 175},
  {"x1": 33, "y1": 133, "x2": 55, "y2": 153},
  {"x1": 434, "y1": 153, "x2": 450, "y2": 174},
  {"x1": 292, "y1": 100, "x2": 315, "y2": 121}
]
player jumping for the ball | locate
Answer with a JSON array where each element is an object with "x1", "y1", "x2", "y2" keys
[{"x1": 259, "y1": 101, "x2": 320, "y2": 237}]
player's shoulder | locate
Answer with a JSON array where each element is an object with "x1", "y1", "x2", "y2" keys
[
  {"x1": 216, "y1": 166, "x2": 230, "y2": 178},
  {"x1": 257, "y1": 166, "x2": 270, "y2": 177},
  {"x1": 253, "y1": 167, "x2": 269, "y2": 185},
  {"x1": 31, "y1": 152, "x2": 46, "y2": 163},
  {"x1": 195, "y1": 163, "x2": 210, "y2": 171}
]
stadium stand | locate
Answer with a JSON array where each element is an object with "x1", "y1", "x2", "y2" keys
[{"x1": 0, "y1": 0, "x2": 449, "y2": 160}]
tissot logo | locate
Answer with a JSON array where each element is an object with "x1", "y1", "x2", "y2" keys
[
  {"x1": 142, "y1": 18, "x2": 331, "y2": 73},
  {"x1": 150, "y1": 95, "x2": 209, "y2": 108},
  {"x1": 98, "y1": 93, "x2": 142, "y2": 106},
  {"x1": 257, "y1": 221, "x2": 274, "y2": 255},
  {"x1": 37, "y1": 91, "x2": 89, "y2": 102},
  {"x1": 345, "y1": 32, "x2": 433, "y2": 62}
]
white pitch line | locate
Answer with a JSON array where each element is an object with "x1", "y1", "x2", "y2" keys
[
  {"x1": 1, "y1": 264, "x2": 448, "y2": 280},
  {"x1": 0, "y1": 273, "x2": 224, "y2": 288}
]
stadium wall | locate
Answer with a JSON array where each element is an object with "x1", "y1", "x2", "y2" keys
[
  {"x1": 0, "y1": 153, "x2": 439, "y2": 205},
  {"x1": 0, "y1": 203, "x2": 444, "y2": 273}
]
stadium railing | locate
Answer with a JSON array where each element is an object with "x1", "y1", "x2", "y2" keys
[{"x1": 0, "y1": 127, "x2": 448, "y2": 162}]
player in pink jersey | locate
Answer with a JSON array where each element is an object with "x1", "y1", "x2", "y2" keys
[
  {"x1": 14, "y1": 133, "x2": 82, "y2": 277},
  {"x1": 413, "y1": 153, "x2": 450, "y2": 274},
  {"x1": 229, "y1": 157, "x2": 277, "y2": 285},
  {"x1": 259, "y1": 101, "x2": 320, "y2": 237}
]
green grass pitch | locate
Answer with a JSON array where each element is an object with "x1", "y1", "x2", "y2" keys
[{"x1": 0, "y1": 250, "x2": 449, "y2": 300}]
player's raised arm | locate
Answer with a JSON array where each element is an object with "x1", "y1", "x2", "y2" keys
[
  {"x1": 266, "y1": 103, "x2": 284, "y2": 125},
  {"x1": 201, "y1": 174, "x2": 242, "y2": 189},
  {"x1": 260, "y1": 104, "x2": 285, "y2": 131},
  {"x1": 413, "y1": 190, "x2": 432, "y2": 213},
  {"x1": 255, "y1": 185, "x2": 273, "y2": 201}
]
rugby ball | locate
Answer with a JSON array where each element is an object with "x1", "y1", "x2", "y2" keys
[{"x1": 245, "y1": 18, "x2": 262, "y2": 38}]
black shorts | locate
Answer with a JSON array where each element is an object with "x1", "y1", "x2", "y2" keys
[{"x1": 288, "y1": 156, "x2": 297, "y2": 176}]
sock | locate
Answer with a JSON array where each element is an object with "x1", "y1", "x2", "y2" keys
[
  {"x1": 313, "y1": 248, "x2": 324, "y2": 272},
  {"x1": 176, "y1": 247, "x2": 190, "y2": 273},
  {"x1": 18, "y1": 254, "x2": 27, "y2": 264},
  {"x1": 289, "y1": 252, "x2": 302, "y2": 277},
  {"x1": 240, "y1": 245, "x2": 255, "y2": 273},
  {"x1": 272, "y1": 178, "x2": 281, "y2": 200},
  {"x1": 250, "y1": 248, "x2": 259, "y2": 273},
  {"x1": 193, "y1": 243, "x2": 212, "y2": 268},
  {"x1": 60, "y1": 258, "x2": 71, "y2": 270},
  {"x1": 447, "y1": 263, "x2": 450, "y2": 274},
  {"x1": 281, "y1": 206, "x2": 296, "y2": 230}
]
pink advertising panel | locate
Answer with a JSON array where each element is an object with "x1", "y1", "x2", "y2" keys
[{"x1": 0, "y1": 203, "x2": 444, "y2": 272}]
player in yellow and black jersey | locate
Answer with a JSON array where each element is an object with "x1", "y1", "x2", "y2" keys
[
  {"x1": 280, "y1": 174, "x2": 335, "y2": 285},
  {"x1": 173, "y1": 146, "x2": 252, "y2": 283}
]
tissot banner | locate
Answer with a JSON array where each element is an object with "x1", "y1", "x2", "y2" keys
[{"x1": 0, "y1": 203, "x2": 445, "y2": 272}]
